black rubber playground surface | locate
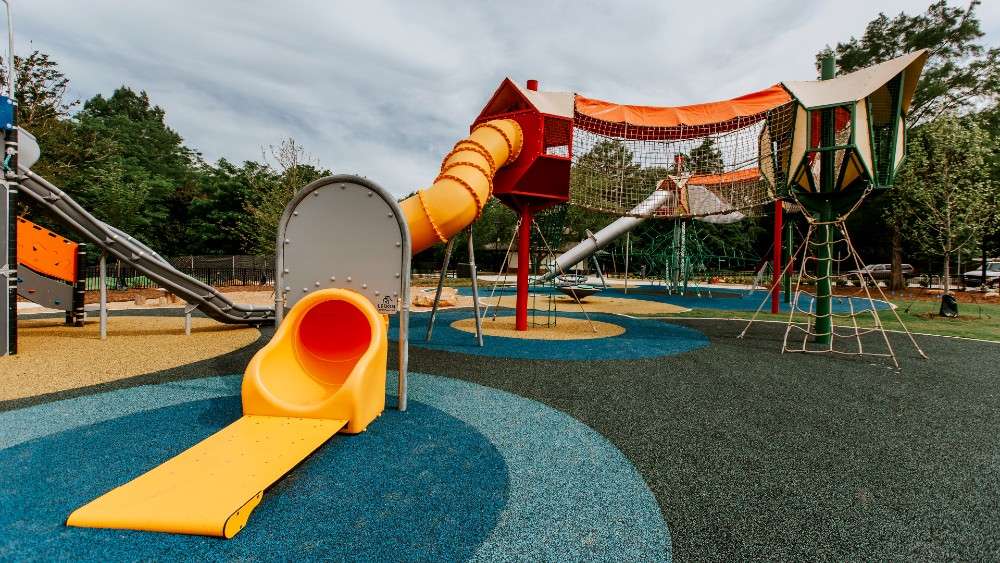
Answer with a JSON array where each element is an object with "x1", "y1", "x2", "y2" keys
[
  {"x1": 404, "y1": 317, "x2": 1000, "y2": 560},
  {"x1": 4, "y1": 309, "x2": 999, "y2": 559}
]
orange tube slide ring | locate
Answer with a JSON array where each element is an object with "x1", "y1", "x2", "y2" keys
[{"x1": 400, "y1": 118, "x2": 523, "y2": 255}]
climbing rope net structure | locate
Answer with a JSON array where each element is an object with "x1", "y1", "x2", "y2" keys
[
  {"x1": 739, "y1": 192, "x2": 927, "y2": 367},
  {"x1": 570, "y1": 85, "x2": 795, "y2": 221}
]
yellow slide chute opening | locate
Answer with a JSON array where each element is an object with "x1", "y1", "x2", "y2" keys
[{"x1": 401, "y1": 118, "x2": 523, "y2": 254}]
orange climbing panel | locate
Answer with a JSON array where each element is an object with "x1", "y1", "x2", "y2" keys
[
  {"x1": 16, "y1": 217, "x2": 78, "y2": 283},
  {"x1": 67, "y1": 288, "x2": 389, "y2": 538}
]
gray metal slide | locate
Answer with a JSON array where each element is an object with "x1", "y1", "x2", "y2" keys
[
  {"x1": 17, "y1": 165, "x2": 274, "y2": 325},
  {"x1": 539, "y1": 189, "x2": 675, "y2": 283}
]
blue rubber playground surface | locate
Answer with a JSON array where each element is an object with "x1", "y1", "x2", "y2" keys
[
  {"x1": 0, "y1": 372, "x2": 670, "y2": 561},
  {"x1": 461, "y1": 285, "x2": 893, "y2": 314},
  {"x1": 394, "y1": 310, "x2": 708, "y2": 360}
]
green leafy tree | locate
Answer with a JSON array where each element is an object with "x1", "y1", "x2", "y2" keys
[
  {"x1": 243, "y1": 138, "x2": 330, "y2": 254},
  {"x1": 185, "y1": 159, "x2": 262, "y2": 254},
  {"x1": 894, "y1": 116, "x2": 997, "y2": 296},
  {"x1": 818, "y1": 0, "x2": 1000, "y2": 289},
  {"x1": 59, "y1": 87, "x2": 201, "y2": 253},
  {"x1": 0, "y1": 51, "x2": 82, "y2": 191},
  {"x1": 0, "y1": 51, "x2": 79, "y2": 131},
  {"x1": 685, "y1": 138, "x2": 725, "y2": 175}
]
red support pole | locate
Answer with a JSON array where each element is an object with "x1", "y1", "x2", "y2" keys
[
  {"x1": 771, "y1": 199, "x2": 783, "y2": 314},
  {"x1": 516, "y1": 207, "x2": 533, "y2": 331}
]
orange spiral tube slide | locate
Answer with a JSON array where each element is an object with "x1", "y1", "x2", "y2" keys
[{"x1": 400, "y1": 118, "x2": 522, "y2": 254}]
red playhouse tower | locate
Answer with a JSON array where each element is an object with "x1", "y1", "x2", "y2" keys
[{"x1": 473, "y1": 78, "x2": 574, "y2": 330}]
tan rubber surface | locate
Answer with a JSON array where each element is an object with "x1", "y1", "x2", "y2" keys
[{"x1": 0, "y1": 316, "x2": 260, "y2": 401}]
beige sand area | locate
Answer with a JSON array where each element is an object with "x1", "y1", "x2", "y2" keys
[
  {"x1": 452, "y1": 316, "x2": 625, "y2": 340},
  {"x1": 483, "y1": 293, "x2": 689, "y2": 316},
  {"x1": 1, "y1": 316, "x2": 261, "y2": 401}
]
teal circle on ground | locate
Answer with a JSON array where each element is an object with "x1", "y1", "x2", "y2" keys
[
  {"x1": 0, "y1": 373, "x2": 670, "y2": 561},
  {"x1": 395, "y1": 310, "x2": 708, "y2": 360}
]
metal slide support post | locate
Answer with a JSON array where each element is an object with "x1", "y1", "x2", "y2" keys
[
  {"x1": 98, "y1": 252, "x2": 108, "y2": 340},
  {"x1": 515, "y1": 207, "x2": 533, "y2": 331},
  {"x1": 467, "y1": 226, "x2": 483, "y2": 347},
  {"x1": 624, "y1": 231, "x2": 630, "y2": 294},
  {"x1": 425, "y1": 236, "x2": 456, "y2": 341},
  {"x1": 398, "y1": 299, "x2": 409, "y2": 411},
  {"x1": 184, "y1": 303, "x2": 197, "y2": 336},
  {"x1": 784, "y1": 220, "x2": 793, "y2": 303},
  {"x1": 815, "y1": 55, "x2": 836, "y2": 345},
  {"x1": 771, "y1": 199, "x2": 783, "y2": 314},
  {"x1": 592, "y1": 255, "x2": 607, "y2": 289},
  {"x1": 1, "y1": 175, "x2": 12, "y2": 356}
]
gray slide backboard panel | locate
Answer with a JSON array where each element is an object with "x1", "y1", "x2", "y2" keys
[
  {"x1": 278, "y1": 176, "x2": 407, "y2": 315},
  {"x1": 17, "y1": 266, "x2": 74, "y2": 311}
]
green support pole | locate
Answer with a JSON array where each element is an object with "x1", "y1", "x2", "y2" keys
[
  {"x1": 815, "y1": 55, "x2": 836, "y2": 345},
  {"x1": 783, "y1": 219, "x2": 793, "y2": 303}
]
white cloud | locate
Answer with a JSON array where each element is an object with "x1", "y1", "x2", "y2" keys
[{"x1": 12, "y1": 0, "x2": 999, "y2": 195}]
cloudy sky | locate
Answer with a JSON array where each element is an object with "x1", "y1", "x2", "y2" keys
[{"x1": 13, "y1": 0, "x2": 1000, "y2": 196}]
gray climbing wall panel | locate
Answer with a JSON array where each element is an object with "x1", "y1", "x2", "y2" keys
[{"x1": 16, "y1": 266, "x2": 75, "y2": 311}]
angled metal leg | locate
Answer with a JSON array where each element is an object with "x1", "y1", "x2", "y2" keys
[
  {"x1": 467, "y1": 226, "x2": 483, "y2": 347},
  {"x1": 426, "y1": 236, "x2": 456, "y2": 342},
  {"x1": 99, "y1": 252, "x2": 108, "y2": 340}
]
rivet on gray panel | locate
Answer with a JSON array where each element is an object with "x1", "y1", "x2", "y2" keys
[
  {"x1": 285, "y1": 286, "x2": 291, "y2": 291},
  {"x1": 330, "y1": 276, "x2": 336, "y2": 281},
  {"x1": 283, "y1": 268, "x2": 289, "y2": 273},
  {"x1": 315, "y1": 281, "x2": 320, "y2": 286},
  {"x1": 362, "y1": 283, "x2": 368, "y2": 289}
]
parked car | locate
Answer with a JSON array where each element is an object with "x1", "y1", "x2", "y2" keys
[
  {"x1": 963, "y1": 260, "x2": 1000, "y2": 288},
  {"x1": 841, "y1": 263, "x2": 915, "y2": 283}
]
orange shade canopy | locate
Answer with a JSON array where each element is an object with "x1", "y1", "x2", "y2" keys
[{"x1": 574, "y1": 84, "x2": 792, "y2": 140}]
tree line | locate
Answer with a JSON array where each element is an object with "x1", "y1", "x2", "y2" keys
[{"x1": 2, "y1": 52, "x2": 329, "y2": 257}]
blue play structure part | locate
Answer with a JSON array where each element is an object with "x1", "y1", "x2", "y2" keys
[
  {"x1": 0, "y1": 373, "x2": 670, "y2": 561},
  {"x1": 0, "y1": 95, "x2": 13, "y2": 131},
  {"x1": 394, "y1": 309, "x2": 708, "y2": 360}
]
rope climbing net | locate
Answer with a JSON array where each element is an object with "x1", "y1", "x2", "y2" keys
[
  {"x1": 739, "y1": 191, "x2": 927, "y2": 368},
  {"x1": 569, "y1": 96, "x2": 795, "y2": 220}
]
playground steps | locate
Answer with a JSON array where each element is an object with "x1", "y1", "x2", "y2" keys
[{"x1": 67, "y1": 415, "x2": 347, "y2": 538}]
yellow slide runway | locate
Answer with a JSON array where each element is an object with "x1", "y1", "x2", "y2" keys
[
  {"x1": 67, "y1": 289, "x2": 389, "y2": 538},
  {"x1": 68, "y1": 416, "x2": 346, "y2": 538}
]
